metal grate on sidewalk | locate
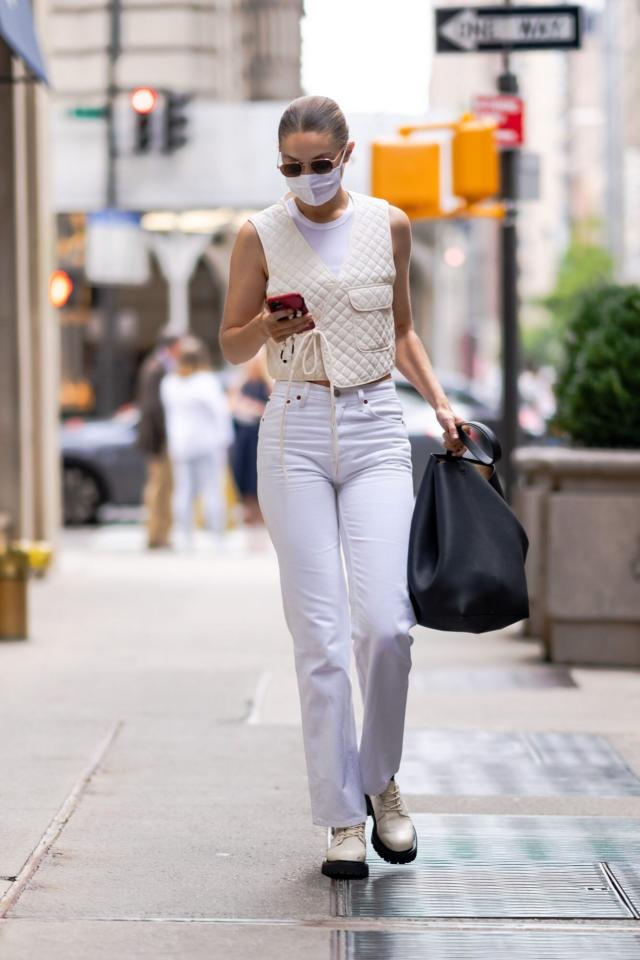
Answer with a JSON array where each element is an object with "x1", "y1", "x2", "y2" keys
[
  {"x1": 337, "y1": 816, "x2": 640, "y2": 921},
  {"x1": 339, "y1": 930, "x2": 640, "y2": 959},
  {"x1": 398, "y1": 731, "x2": 640, "y2": 796}
]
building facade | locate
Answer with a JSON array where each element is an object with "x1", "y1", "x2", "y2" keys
[{"x1": 48, "y1": 0, "x2": 303, "y2": 102}]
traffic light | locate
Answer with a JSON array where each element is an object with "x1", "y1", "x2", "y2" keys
[
  {"x1": 371, "y1": 114, "x2": 501, "y2": 220},
  {"x1": 49, "y1": 269, "x2": 74, "y2": 308},
  {"x1": 371, "y1": 139, "x2": 442, "y2": 218},
  {"x1": 162, "y1": 91, "x2": 191, "y2": 154},
  {"x1": 131, "y1": 86, "x2": 158, "y2": 154},
  {"x1": 451, "y1": 114, "x2": 499, "y2": 204}
]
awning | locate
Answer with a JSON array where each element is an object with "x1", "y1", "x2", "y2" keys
[{"x1": 0, "y1": 0, "x2": 49, "y2": 84}]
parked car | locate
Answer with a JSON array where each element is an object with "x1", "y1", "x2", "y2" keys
[{"x1": 61, "y1": 407, "x2": 146, "y2": 525}]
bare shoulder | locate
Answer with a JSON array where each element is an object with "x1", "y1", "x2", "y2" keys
[
  {"x1": 388, "y1": 204, "x2": 412, "y2": 234},
  {"x1": 235, "y1": 218, "x2": 262, "y2": 249},
  {"x1": 233, "y1": 218, "x2": 268, "y2": 278},
  {"x1": 387, "y1": 204, "x2": 412, "y2": 261}
]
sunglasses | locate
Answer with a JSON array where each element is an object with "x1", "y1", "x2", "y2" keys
[{"x1": 277, "y1": 145, "x2": 348, "y2": 178}]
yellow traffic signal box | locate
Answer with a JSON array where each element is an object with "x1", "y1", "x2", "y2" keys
[
  {"x1": 371, "y1": 139, "x2": 441, "y2": 217},
  {"x1": 452, "y1": 114, "x2": 499, "y2": 203},
  {"x1": 371, "y1": 113, "x2": 500, "y2": 219}
]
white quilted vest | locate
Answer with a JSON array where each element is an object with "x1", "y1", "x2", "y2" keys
[{"x1": 247, "y1": 189, "x2": 397, "y2": 388}]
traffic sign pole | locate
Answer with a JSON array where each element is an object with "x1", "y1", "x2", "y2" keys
[
  {"x1": 497, "y1": 59, "x2": 521, "y2": 504},
  {"x1": 97, "y1": 0, "x2": 121, "y2": 417}
]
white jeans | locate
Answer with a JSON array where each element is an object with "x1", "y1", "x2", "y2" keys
[
  {"x1": 171, "y1": 450, "x2": 227, "y2": 544},
  {"x1": 257, "y1": 378, "x2": 417, "y2": 827}
]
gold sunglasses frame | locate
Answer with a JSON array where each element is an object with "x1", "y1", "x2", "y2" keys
[{"x1": 276, "y1": 144, "x2": 348, "y2": 178}]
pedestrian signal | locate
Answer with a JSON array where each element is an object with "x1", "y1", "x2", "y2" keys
[{"x1": 162, "y1": 91, "x2": 191, "y2": 154}]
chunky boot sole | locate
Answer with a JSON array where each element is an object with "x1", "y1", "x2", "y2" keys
[
  {"x1": 321, "y1": 858, "x2": 369, "y2": 880},
  {"x1": 365, "y1": 794, "x2": 418, "y2": 865}
]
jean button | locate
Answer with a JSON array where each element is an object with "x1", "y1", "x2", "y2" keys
[{"x1": 333, "y1": 387, "x2": 341, "y2": 396}]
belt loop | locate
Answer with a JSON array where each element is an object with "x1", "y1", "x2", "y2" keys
[{"x1": 299, "y1": 380, "x2": 311, "y2": 407}]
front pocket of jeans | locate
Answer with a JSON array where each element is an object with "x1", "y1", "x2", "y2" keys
[{"x1": 361, "y1": 398, "x2": 405, "y2": 424}]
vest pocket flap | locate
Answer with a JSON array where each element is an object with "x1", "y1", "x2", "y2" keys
[{"x1": 347, "y1": 283, "x2": 394, "y2": 312}]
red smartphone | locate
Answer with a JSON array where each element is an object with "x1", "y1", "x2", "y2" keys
[{"x1": 266, "y1": 292, "x2": 308, "y2": 319}]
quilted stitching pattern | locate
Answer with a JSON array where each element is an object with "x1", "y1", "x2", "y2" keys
[{"x1": 248, "y1": 190, "x2": 397, "y2": 386}]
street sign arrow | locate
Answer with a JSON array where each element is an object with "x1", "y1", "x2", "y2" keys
[{"x1": 436, "y1": 5, "x2": 583, "y2": 54}]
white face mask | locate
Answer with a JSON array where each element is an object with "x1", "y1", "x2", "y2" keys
[{"x1": 285, "y1": 146, "x2": 348, "y2": 206}]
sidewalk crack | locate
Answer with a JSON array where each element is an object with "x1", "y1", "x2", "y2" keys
[{"x1": 0, "y1": 720, "x2": 123, "y2": 919}]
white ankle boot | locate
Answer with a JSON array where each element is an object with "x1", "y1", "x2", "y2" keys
[
  {"x1": 321, "y1": 822, "x2": 368, "y2": 879},
  {"x1": 365, "y1": 776, "x2": 417, "y2": 864}
]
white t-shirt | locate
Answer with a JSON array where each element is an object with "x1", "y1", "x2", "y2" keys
[
  {"x1": 160, "y1": 370, "x2": 234, "y2": 460},
  {"x1": 284, "y1": 193, "x2": 354, "y2": 276}
]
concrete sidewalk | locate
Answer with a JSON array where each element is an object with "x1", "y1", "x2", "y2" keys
[{"x1": 1, "y1": 525, "x2": 639, "y2": 958}]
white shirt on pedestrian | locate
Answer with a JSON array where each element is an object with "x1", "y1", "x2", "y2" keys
[
  {"x1": 160, "y1": 370, "x2": 234, "y2": 460},
  {"x1": 284, "y1": 193, "x2": 354, "y2": 276}
]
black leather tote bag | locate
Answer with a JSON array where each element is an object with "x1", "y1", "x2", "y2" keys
[{"x1": 407, "y1": 421, "x2": 529, "y2": 633}]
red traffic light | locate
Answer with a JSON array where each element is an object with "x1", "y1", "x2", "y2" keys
[
  {"x1": 131, "y1": 87, "x2": 158, "y2": 115},
  {"x1": 49, "y1": 270, "x2": 74, "y2": 308}
]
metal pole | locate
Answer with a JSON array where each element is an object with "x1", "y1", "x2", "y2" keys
[
  {"x1": 96, "y1": 0, "x2": 121, "y2": 416},
  {"x1": 464, "y1": 219, "x2": 479, "y2": 380},
  {"x1": 497, "y1": 26, "x2": 521, "y2": 503},
  {"x1": 106, "y1": 0, "x2": 120, "y2": 209}
]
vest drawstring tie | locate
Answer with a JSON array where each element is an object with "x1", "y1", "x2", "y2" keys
[{"x1": 279, "y1": 329, "x2": 340, "y2": 482}]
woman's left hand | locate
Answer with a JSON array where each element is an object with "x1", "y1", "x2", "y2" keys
[{"x1": 435, "y1": 404, "x2": 467, "y2": 456}]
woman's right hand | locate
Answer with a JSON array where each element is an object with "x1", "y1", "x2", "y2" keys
[{"x1": 256, "y1": 304, "x2": 316, "y2": 344}]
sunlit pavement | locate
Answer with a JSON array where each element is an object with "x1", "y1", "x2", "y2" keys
[{"x1": 1, "y1": 526, "x2": 640, "y2": 959}]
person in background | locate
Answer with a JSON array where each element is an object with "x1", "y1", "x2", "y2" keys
[
  {"x1": 160, "y1": 336, "x2": 234, "y2": 548},
  {"x1": 227, "y1": 348, "x2": 272, "y2": 526},
  {"x1": 136, "y1": 332, "x2": 180, "y2": 549}
]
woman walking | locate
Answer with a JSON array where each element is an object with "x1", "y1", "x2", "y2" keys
[
  {"x1": 160, "y1": 336, "x2": 234, "y2": 548},
  {"x1": 220, "y1": 95, "x2": 466, "y2": 879}
]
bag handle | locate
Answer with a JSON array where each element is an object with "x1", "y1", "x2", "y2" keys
[{"x1": 447, "y1": 420, "x2": 502, "y2": 466}]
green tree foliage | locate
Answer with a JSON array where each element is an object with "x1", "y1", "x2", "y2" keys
[
  {"x1": 552, "y1": 284, "x2": 640, "y2": 448},
  {"x1": 543, "y1": 239, "x2": 614, "y2": 326},
  {"x1": 522, "y1": 235, "x2": 614, "y2": 369}
]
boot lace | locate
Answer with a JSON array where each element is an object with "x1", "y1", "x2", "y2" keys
[
  {"x1": 332, "y1": 822, "x2": 365, "y2": 845},
  {"x1": 379, "y1": 779, "x2": 410, "y2": 818}
]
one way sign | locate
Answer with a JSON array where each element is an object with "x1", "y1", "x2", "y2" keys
[{"x1": 436, "y1": 5, "x2": 583, "y2": 54}]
